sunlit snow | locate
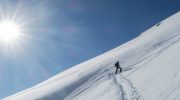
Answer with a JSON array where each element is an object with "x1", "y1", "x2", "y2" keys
[{"x1": 3, "y1": 12, "x2": 180, "y2": 100}]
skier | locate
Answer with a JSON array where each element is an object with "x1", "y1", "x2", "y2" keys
[{"x1": 114, "y1": 61, "x2": 122, "y2": 74}]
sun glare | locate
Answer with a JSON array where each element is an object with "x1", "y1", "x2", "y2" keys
[{"x1": 0, "y1": 21, "x2": 21, "y2": 43}]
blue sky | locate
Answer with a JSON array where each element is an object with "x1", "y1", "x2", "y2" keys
[{"x1": 0, "y1": 0, "x2": 179, "y2": 98}]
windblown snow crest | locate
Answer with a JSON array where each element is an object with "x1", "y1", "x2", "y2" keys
[{"x1": 4, "y1": 11, "x2": 180, "y2": 100}]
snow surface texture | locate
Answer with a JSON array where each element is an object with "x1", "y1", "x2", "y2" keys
[{"x1": 4, "y1": 11, "x2": 180, "y2": 100}]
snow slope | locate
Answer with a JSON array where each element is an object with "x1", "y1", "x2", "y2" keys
[{"x1": 4, "y1": 11, "x2": 180, "y2": 100}]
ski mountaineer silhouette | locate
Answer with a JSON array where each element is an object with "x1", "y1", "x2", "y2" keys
[{"x1": 114, "y1": 61, "x2": 122, "y2": 74}]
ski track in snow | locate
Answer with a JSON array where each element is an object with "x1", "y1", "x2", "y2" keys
[
  {"x1": 116, "y1": 75, "x2": 142, "y2": 100},
  {"x1": 108, "y1": 71, "x2": 142, "y2": 100},
  {"x1": 64, "y1": 68, "x2": 142, "y2": 100}
]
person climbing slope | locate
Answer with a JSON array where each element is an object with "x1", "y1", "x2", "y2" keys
[{"x1": 114, "y1": 61, "x2": 122, "y2": 74}]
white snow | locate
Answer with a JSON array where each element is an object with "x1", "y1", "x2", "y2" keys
[{"x1": 3, "y1": 11, "x2": 180, "y2": 100}]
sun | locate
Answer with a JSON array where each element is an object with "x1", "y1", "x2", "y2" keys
[{"x1": 0, "y1": 21, "x2": 22, "y2": 43}]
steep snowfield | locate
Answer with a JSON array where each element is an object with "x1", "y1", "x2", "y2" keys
[{"x1": 4, "y1": 11, "x2": 180, "y2": 100}]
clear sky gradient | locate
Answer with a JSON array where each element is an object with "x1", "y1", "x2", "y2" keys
[{"x1": 0, "y1": 0, "x2": 179, "y2": 98}]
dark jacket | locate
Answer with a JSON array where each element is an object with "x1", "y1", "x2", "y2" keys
[{"x1": 115, "y1": 61, "x2": 120, "y2": 68}]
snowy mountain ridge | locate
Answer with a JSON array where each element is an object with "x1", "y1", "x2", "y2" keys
[{"x1": 4, "y1": 11, "x2": 180, "y2": 100}]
